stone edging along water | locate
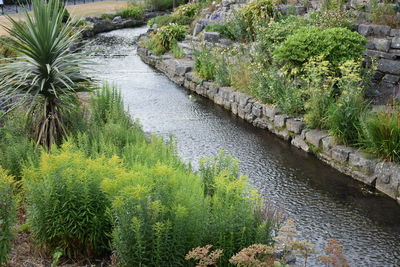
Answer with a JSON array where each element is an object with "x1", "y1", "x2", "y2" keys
[{"x1": 136, "y1": 38, "x2": 400, "y2": 205}]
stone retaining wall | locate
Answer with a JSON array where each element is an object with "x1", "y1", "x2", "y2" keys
[
  {"x1": 137, "y1": 42, "x2": 400, "y2": 204},
  {"x1": 356, "y1": 24, "x2": 400, "y2": 104}
]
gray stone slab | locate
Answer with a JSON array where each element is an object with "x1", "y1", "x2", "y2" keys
[
  {"x1": 305, "y1": 130, "x2": 328, "y2": 148},
  {"x1": 291, "y1": 135, "x2": 310, "y2": 152},
  {"x1": 331, "y1": 145, "x2": 354, "y2": 163},
  {"x1": 286, "y1": 118, "x2": 305, "y2": 134},
  {"x1": 375, "y1": 162, "x2": 400, "y2": 199},
  {"x1": 274, "y1": 114, "x2": 289, "y2": 128}
]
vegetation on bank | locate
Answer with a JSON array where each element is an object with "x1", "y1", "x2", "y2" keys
[{"x1": 180, "y1": 0, "x2": 400, "y2": 162}]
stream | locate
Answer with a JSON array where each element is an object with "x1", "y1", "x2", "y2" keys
[{"x1": 84, "y1": 26, "x2": 400, "y2": 266}]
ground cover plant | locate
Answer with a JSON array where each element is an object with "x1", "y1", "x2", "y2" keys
[{"x1": 147, "y1": 23, "x2": 187, "y2": 55}]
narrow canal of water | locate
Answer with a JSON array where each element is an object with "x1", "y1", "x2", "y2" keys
[{"x1": 85, "y1": 27, "x2": 400, "y2": 266}]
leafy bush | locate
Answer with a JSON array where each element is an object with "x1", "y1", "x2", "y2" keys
[
  {"x1": 147, "y1": 24, "x2": 187, "y2": 55},
  {"x1": 0, "y1": 168, "x2": 16, "y2": 266},
  {"x1": 308, "y1": 10, "x2": 355, "y2": 29},
  {"x1": 359, "y1": 107, "x2": 400, "y2": 162},
  {"x1": 0, "y1": 110, "x2": 40, "y2": 178},
  {"x1": 250, "y1": 67, "x2": 304, "y2": 116},
  {"x1": 23, "y1": 145, "x2": 116, "y2": 257},
  {"x1": 369, "y1": 0, "x2": 400, "y2": 28},
  {"x1": 145, "y1": 0, "x2": 185, "y2": 12},
  {"x1": 194, "y1": 48, "x2": 216, "y2": 81},
  {"x1": 226, "y1": 0, "x2": 278, "y2": 42},
  {"x1": 273, "y1": 26, "x2": 366, "y2": 71},
  {"x1": 302, "y1": 58, "x2": 336, "y2": 128},
  {"x1": 117, "y1": 4, "x2": 144, "y2": 20},
  {"x1": 0, "y1": 37, "x2": 17, "y2": 60},
  {"x1": 147, "y1": 3, "x2": 201, "y2": 27},
  {"x1": 173, "y1": 2, "x2": 201, "y2": 18},
  {"x1": 105, "y1": 151, "x2": 275, "y2": 266},
  {"x1": 205, "y1": 24, "x2": 235, "y2": 40},
  {"x1": 171, "y1": 42, "x2": 185, "y2": 58},
  {"x1": 324, "y1": 61, "x2": 367, "y2": 145},
  {"x1": 147, "y1": 14, "x2": 193, "y2": 27},
  {"x1": 254, "y1": 15, "x2": 310, "y2": 64}
]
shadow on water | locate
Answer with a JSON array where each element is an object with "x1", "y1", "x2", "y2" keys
[{"x1": 85, "y1": 27, "x2": 400, "y2": 266}]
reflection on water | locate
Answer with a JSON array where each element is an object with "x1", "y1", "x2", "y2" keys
[{"x1": 84, "y1": 27, "x2": 400, "y2": 266}]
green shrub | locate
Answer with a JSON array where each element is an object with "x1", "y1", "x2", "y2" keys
[
  {"x1": 273, "y1": 26, "x2": 366, "y2": 72},
  {"x1": 369, "y1": 0, "x2": 400, "y2": 28},
  {"x1": 308, "y1": 10, "x2": 355, "y2": 29},
  {"x1": 254, "y1": 15, "x2": 310, "y2": 64},
  {"x1": 302, "y1": 58, "x2": 336, "y2": 128},
  {"x1": 147, "y1": 24, "x2": 187, "y2": 55},
  {"x1": 215, "y1": 53, "x2": 231, "y2": 87},
  {"x1": 0, "y1": 37, "x2": 17, "y2": 59},
  {"x1": 205, "y1": 24, "x2": 235, "y2": 40},
  {"x1": 105, "y1": 151, "x2": 275, "y2": 266},
  {"x1": 250, "y1": 67, "x2": 304, "y2": 116},
  {"x1": 171, "y1": 42, "x2": 185, "y2": 58},
  {"x1": 226, "y1": 0, "x2": 278, "y2": 42},
  {"x1": 0, "y1": 168, "x2": 16, "y2": 266},
  {"x1": 145, "y1": 0, "x2": 185, "y2": 12},
  {"x1": 117, "y1": 4, "x2": 144, "y2": 20},
  {"x1": 359, "y1": 107, "x2": 400, "y2": 162},
  {"x1": 23, "y1": 145, "x2": 116, "y2": 258},
  {"x1": 324, "y1": 61, "x2": 367, "y2": 145},
  {"x1": 147, "y1": 3, "x2": 201, "y2": 27},
  {"x1": 104, "y1": 163, "x2": 208, "y2": 266},
  {"x1": 147, "y1": 14, "x2": 193, "y2": 27},
  {"x1": 194, "y1": 48, "x2": 216, "y2": 81},
  {"x1": 173, "y1": 2, "x2": 201, "y2": 18},
  {"x1": 0, "y1": 111, "x2": 40, "y2": 178}
]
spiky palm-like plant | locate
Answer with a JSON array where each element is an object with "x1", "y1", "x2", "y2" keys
[{"x1": 0, "y1": 0, "x2": 91, "y2": 148}]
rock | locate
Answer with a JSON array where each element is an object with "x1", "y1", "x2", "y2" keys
[
  {"x1": 305, "y1": 130, "x2": 328, "y2": 148},
  {"x1": 237, "y1": 92, "x2": 251, "y2": 107},
  {"x1": 391, "y1": 37, "x2": 400, "y2": 49},
  {"x1": 204, "y1": 32, "x2": 221, "y2": 43},
  {"x1": 112, "y1": 16, "x2": 122, "y2": 23},
  {"x1": 273, "y1": 128, "x2": 291, "y2": 141},
  {"x1": 175, "y1": 63, "x2": 192, "y2": 76},
  {"x1": 321, "y1": 136, "x2": 335, "y2": 157},
  {"x1": 291, "y1": 135, "x2": 310, "y2": 152},
  {"x1": 331, "y1": 145, "x2": 354, "y2": 163},
  {"x1": 274, "y1": 114, "x2": 289, "y2": 128},
  {"x1": 365, "y1": 49, "x2": 397, "y2": 60},
  {"x1": 206, "y1": 84, "x2": 219, "y2": 99},
  {"x1": 263, "y1": 104, "x2": 280, "y2": 120},
  {"x1": 375, "y1": 162, "x2": 400, "y2": 199},
  {"x1": 365, "y1": 41, "x2": 375, "y2": 50},
  {"x1": 378, "y1": 59, "x2": 400, "y2": 75},
  {"x1": 193, "y1": 23, "x2": 204, "y2": 36},
  {"x1": 383, "y1": 74, "x2": 400, "y2": 84},
  {"x1": 286, "y1": 118, "x2": 305, "y2": 134},
  {"x1": 252, "y1": 102, "x2": 263, "y2": 118},
  {"x1": 371, "y1": 25, "x2": 391, "y2": 37},
  {"x1": 349, "y1": 151, "x2": 378, "y2": 177},
  {"x1": 372, "y1": 38, "x2": 391, "y2": 52},
  {"x1": 358, "y1": 24, "x2": 373, "y2": 36},
  {"x1": 390, "y1": 29, "x2": 400, "y2": 37},
  {"x1": 195, "y1": 85, "x2": 206, "y2": 96},
  {"x1": 231, "y1": 102, "x2": 238, "y2": 115},
  {"x1": 295, "y1": 6, "x2": 307, "y2": 15},
  {"x1": 253, "y1": 118, "x2": 270, "y2": 129}
]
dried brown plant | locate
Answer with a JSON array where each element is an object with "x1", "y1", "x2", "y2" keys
[
  {"x1": 318, "y1": 238, "x2": 349, "y2": 267},
  {"x1": 229, "y1": 244, "x2": 275, "y2": 267},
  {"x1": 185, "y1": 245, "x2": 223, "y2": 267}
]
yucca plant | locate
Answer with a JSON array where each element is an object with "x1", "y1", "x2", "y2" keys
[{"x1": 0, "y1": 0, "x2": 91, "y2": 149}]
